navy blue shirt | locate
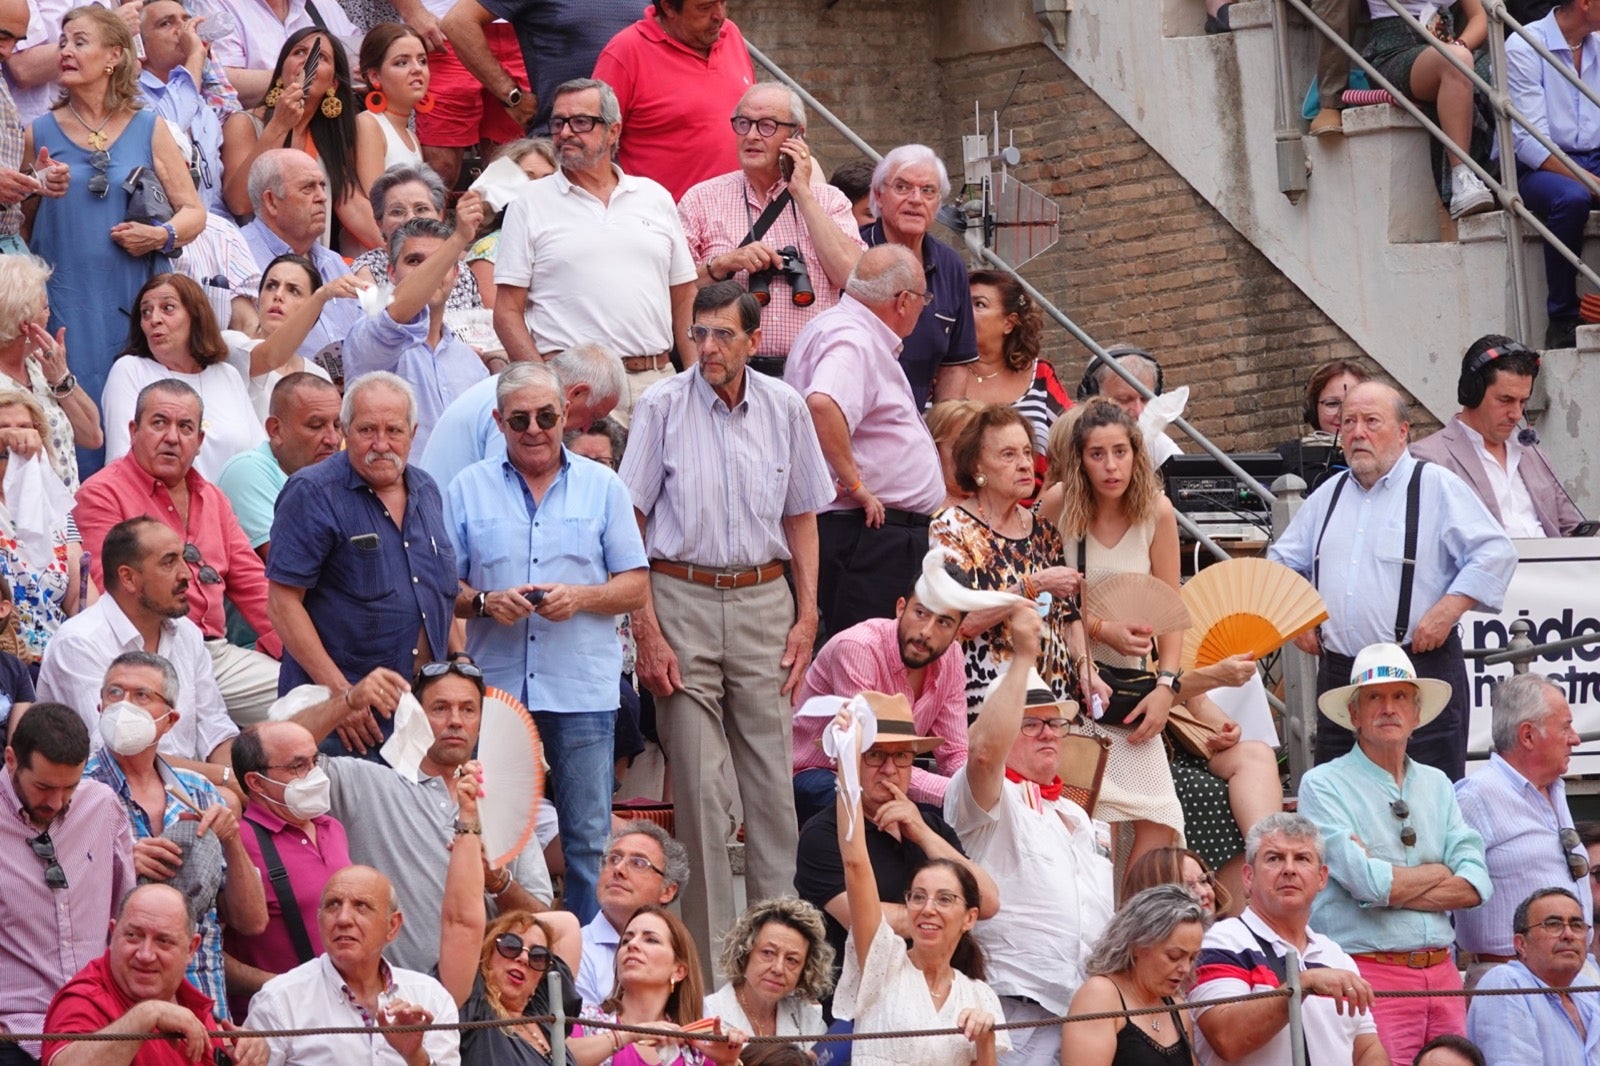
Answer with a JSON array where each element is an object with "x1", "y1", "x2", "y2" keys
[
  {"x1": 472, "y1": 0, "x2": 636, "y2": 134},
  {"x1": 266, "y1": 453, "x2": 456, "y2": 756},
  {"x1": 860, "y1": 221, "x2": 978, "y2": 410}
]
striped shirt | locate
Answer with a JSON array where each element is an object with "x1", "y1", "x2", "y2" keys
[
  {"x1": 677, "y1": 171, "x2": 865, "y2": 358},
  {"x1": 620, "y1": 366, "x2": 833, "y2": 568}
]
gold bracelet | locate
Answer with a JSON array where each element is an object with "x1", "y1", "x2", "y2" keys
[{"x1": 342, "y1": 686, "x2": 356, "y2": 709}]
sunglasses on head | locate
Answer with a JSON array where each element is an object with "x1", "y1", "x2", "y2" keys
[
  {"x1": 417, "y1": 660, "x2": 484, "y2": 682},
  {"x1": 505, "y1": 408, "x2": 560, "y2": 434},
  {"x1": 494, "y1": 932, "x2": 554, "y2": 970},
  {"x1": 182, "y1": 543, "x2": 222, "y2": 585}
]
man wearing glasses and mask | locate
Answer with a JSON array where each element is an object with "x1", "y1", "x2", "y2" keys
[
  {"x1": 1297, "y1": 642, "x2": 1492, "y2": 1064},
  {"x1": 444, "y1": 360, "x2": 647, "y2": 923},
  {"x1": 0, "y1": 702, "x2": 134, "y2": 1066}
]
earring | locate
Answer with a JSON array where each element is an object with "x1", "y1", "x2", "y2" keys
[
  {"x1": 320, "y1": 88, "x2": 343, "y2": 119},
  {"x1": 264, "y1": 80, "x2": 283, "y2": 108},
  {"x1": 364, "y1": 89, "x2": 386, "y2": 113},
  {"x1": 974, "y1": 473, "x2": 988, "y2": 487},
  {"x1": 415, "y1": 93, "x2": 436, "y2": 115}
]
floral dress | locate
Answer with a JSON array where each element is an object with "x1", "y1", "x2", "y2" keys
[{"x1": 0, "y1": 507, "x2": 76, "y2": 662}]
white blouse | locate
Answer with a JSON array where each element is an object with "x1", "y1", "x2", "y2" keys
[{"x1": 702, "y1": 983, "x2": 823, "y2": 1049}]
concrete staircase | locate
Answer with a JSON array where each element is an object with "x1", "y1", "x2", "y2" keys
[{"x1": 1036, "y1": 0, "x2": 1600, "y2": 507}]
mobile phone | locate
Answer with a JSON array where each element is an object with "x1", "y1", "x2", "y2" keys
[
  {"x1": 1574, "y1": 520, "x2": 1600, "y2": 537},
  {"x1": 350, "y1": 533, "x2": 380, "y2": 550},
  {"x1": 779, "y1": 130, "x2": 802, "y2": 182},
  {"x1": 302, "y1": 36, "x2": 323, "y2": 94},
  {"x1": 524, "y1": 589, "x2": 547, "y2": 606}
]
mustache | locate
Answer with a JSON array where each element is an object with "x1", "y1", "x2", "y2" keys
[{"x1": 363, "y1": 450, "x2": 403, "y2": 467}]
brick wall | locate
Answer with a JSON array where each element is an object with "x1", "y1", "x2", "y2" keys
[{"x1": 740, "y1": 0, "x2": 1438, "y2": 448}]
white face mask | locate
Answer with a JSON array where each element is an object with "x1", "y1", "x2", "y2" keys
[
  {"x1": 98, "y1": 701, "x2": 168, "y2": 756},
  {"x1": 258, "y1": 766, "x2": 332, "y2": 821}
]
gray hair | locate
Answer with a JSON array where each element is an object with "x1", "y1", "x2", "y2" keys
[
  {"x1": 736, "y1": 82, "x2": 805, "y2": 128},
  {"x1": 367, "y1": 162, "x2": 449, "y2": 220},
  {"x1": 1346, "y1": 380, "x2": 1409, "y2": 426},
  {"x1": 845, "y1": 244, "x2": 922, "y2": 305},
  {"x1": 868, "y1": 144, "x2": 951, "y2": 219},
  {"x1": 551, "y1": 77, "x2": 621, "y2": 126},
  {"x1": 341, "y1": 371, "x2": 418, "y2": 431},
  {"x1": 134, "y1": 378, "x2": 203, "y2": 425},
  {"x1": 1096, "y1": 352, "x2": 1162, "y2": 393},
  {"x1": 0, "y1": 254, "x2": 50, "y2": 343},
  {"x1": 1084, "y1": 885, "x2": 1207, "y2": 976},
  {"x1": 1512, "y1": 886, "x2": 1581, "y2": 934},
  {"x1": 549, "y1": 344, "x2": 627, "y2": 408},
  {"x1": 497, "y1": 362, "x2": 563, "y2": 411},
  {"x1": 503, "y1": 137, "x2": 557, "y2": 171},
  {"x1": 1491, "y1": 673, "x2": 1564, "y2": 754},
  {"x1": 608, "y1": 819, "x2": 691, "y2": 891},
  {"x1": 105, "y1": 650, "x2": 181, "y2": 706},
  {"x1": 247, "y1": 148, "x2": 312, "y2": 215},
  {"x1": 385, "y1": 216, "x2": 455, "y2": 265},
  {"x1": 1245, "y1": 812, "x2": 1325, "y2": 864},
  {"x1": 565, "y1": 415, "x2": 626, "y2": 456}
]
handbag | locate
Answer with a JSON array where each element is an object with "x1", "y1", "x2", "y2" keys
[{"x1": 122, "y1": 165, "x2": 180, "y2": 258}]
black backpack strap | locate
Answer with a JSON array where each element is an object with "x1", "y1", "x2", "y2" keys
[
  {"x1": 1394, "y1": 461, "x2": 1427, "y2": 643},
  {"x1": 739, "y1": 191, "x2": 793, "y2": 247},
  {"x1": 248, "y1": 819, "x2": 316, "y2": 965}
]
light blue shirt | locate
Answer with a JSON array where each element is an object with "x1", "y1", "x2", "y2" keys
[
  {"x1": 418, "y1": 373, "x2": 504, "y2": 491},
  {"x1": 1454, "y1": 753, "x2": 1593, "y2": 955},
  {"x1": 576, "y1": 911, "x2": 621, "y2": 1008},
  {"x1": 1268, "y1": 451, "x2": 1516, "y2": 656},
  {"x1": 1501, "y1": 11, "x2": 1600, "y2": 171},
  {"x1": 139, "y1": 66, "x2": 225, "y2": 216},
  {"x1": 1299, "y1": 744, "x2": 1492, "y2": 954},
  {"x1": 445, "y1": 450, "x2": 647, "y2": 712},
  {"x1": 343, "y1": 308, "x2": 488, "y2": 459},
  {"x1": 1468, "y1": 960, "x2": 1600, "y2": 1064},
  {"x1": 240, "y1": 219, "x2": 361, "y2": 359},
  {"x1": 215, "y1": 440, "x2": 286, "y2": 549}
]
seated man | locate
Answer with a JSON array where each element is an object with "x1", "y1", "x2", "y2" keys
[
  {"x1": 223, "y1": 720, "x2": 352, "y2": 1021},
  {"x1": 1466, "y1": 887, "x2": 1600, "y2": 1063},
  {"x1": 42, "y1": 884, "x2": 262, "y2": 1066},
  {"x1": 75, "y1": 379, "x2": 281, "y2": 726},
  {"x1": 85, "y1": 652, "x2": 269, "y2": 1020},
  {"x1": 1191, "y1": 813, "x2": 1385, "y2": 1066},
  {"x1": 1411, "y1": 336, "x2": 1582, "y2": 537},
  {"x1": 245, "y1": 865, "x2": 461, "y2": 1065},
  {"x1": 1297, "y1": 643, "x2": 1491, "y2": 1064},
  {"x1": 1076, "y1": 346, "x2": 1181, "y2": 465},
  {"x1": 791, "y1": 580, "x2": 969, "y2": 827},
  {"x1": 39, "y1": 517, "x2": 240, "y2": 789},
  {"x1": 793, "y1": 691, "x2": 998, "y2": 999},
  {"x1": 575, "y1": 820, "x2": 688, "y2": 1007}
]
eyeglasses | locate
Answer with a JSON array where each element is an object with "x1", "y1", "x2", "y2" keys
[
  {"x1": 687, "y1": 324, "x2": 740, "y2": 346},
  {"x1": 1390, "y1": 799, "x2": 1416, "y2": 848},
  {"x1": 1527, "y1": 916, "x2": 1592, "y2": 936},
  {"x1": 861, "y1": 748, "x2": 916, "y2": 768},
  {"x1": 87, "y1": 149, "x2": 110, "y2": 198},
  {"x1": 550, "y1": 114, "x2": 604, "y2": 134},
  {"x1": 905, "y1": 889, "x2": 964, "y2": 910},
  {"x1": 493, "y1": 932, "x2": 555, "y2": 970},
  {"x1": 1019, "y1": 717, "x2": 1072, "y2": 738},
  {"x1": 602, "y1": 851, "x2": 666, "y2": 877},
  {"x1": 29, "y1": 831, "x2": 67, "y2": 890},
  {"x1": 896, "y1": 289, "x2": 935, "y2": 305},
  {"x1": 103, "y1": 683, "x2": 172, "y2": 708},
  {"x1": 504, "y1": 408, "x2": 561, "y2": 434},
  {"x1": 730, "y1": 115, "x2": 798, "y2": 138},
  {"x1": 1561, "y1": 827, "x2": 1591, "y2": 881},
  {"x1": 1317, "y1": 399, "x2": 1344, "y2": 412},
  {"x1": 888, "y1": 179, "x2": 941, "y2": 201},
  {"x1": 266, "y1": 756, "x2": 317, "y2": 777},
  {"x1": 181, "y1": 543, "x2": 222, "y2": 585}
]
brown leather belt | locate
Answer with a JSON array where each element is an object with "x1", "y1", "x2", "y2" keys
[
  {"x1": 1471, "y1": 953, "x2": 1515, "y2": 965},
  {"x1": 621, "y1": 352, "x2": 672, "y2": 373},
  {"x1": 1352, "y1": 948, "x2": 1452, "y2": 969},
  {"x1": 649, "y1": 559, "x2": 785, "y2": 590}
]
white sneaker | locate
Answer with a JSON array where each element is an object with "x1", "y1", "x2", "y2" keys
[{"x1": 1450, "y1": 167, "x2": 1494, "y2": 219}]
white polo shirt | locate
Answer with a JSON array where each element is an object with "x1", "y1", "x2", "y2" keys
[
  {"x1": 942, "y1": 767, "x2": 1115, "y2": 1015},
  {"x1": 495, "y1": 165, "x2": 697, "y2": 359},
  {"x1": 1191, "y1": 908, "x2": 1377, "y2": 1066}
]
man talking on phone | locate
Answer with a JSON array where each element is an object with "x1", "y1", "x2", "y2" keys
[{"x1": 677, "y1": 82, "x2": 865, "y2": 378}]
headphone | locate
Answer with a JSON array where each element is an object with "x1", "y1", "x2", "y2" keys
[
  {"x1": 1457, "y1": 339, "x2": 1540, "y2": 409},
  {"x1": 1077, "y1": 346, "x2": 1164, "y2": 401}
]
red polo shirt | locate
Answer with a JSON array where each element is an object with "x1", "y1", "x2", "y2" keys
[
  {"x1": 592, "y1": 6, "x2": 755, "y2": 200},
  {"x1": 43, "y1": 954, "x2": 223, "y2": 1066}
]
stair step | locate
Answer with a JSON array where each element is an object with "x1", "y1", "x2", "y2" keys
[
  {"x1": 1457, "y1": 209, "x2": 1600, "y2": 245},
  {"x1": 1339, "y1": 103, "x2": 1423, "y2": 137},
  {"x1": 1578, "y1": 324, "x2": 1600, "y2": 355},
  {"x1": 1162, "y1": 0, "x2": 1269, "y2": 38}
]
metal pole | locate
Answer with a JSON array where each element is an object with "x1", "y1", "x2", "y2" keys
[
  {"x1": 745, "y1": 42, "x2": 883, "y2": 163},
  {"x1": 548, "y1": 969, "x2": 566, "y2": 1066},
  {"x1": 1272, "y1": 474, "x2": 1316, "y2": 789},
  {"x1": 1485, "y1": 6, "x2": 1531, "y2": 342},
  {"x1": 1286, "y1": 948, "x2": 1307, "y2": 1066}
]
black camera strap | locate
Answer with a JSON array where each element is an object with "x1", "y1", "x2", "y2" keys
[{"x1": 739, "y1": 190, "x2": 793, "y2": 247}]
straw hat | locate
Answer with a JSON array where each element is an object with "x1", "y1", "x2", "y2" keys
[
  {"x1": 1316, "y1": 642, "x2": 1452, "y2": 730},
  {"x1": 860, "y1": 691, "x2": 943, "y2": 754}
]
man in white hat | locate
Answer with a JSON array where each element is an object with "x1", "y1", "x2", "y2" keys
[
  {"x1": 943, "y1": 606, "x2": 1115, "y2": 1066},
  {"x1": 1297, "y1": 642, "x2": 1492, "y2": 1065}
]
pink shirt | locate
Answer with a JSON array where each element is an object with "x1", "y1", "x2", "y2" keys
[
  {"x1": 783, "y1": 295, "x2": 946, "y2": 515},
  {"x1": 592, "y1": 8, "x2": 755, "y2": 200},
  {"x1": 73, "y1": 455, "x2": 280, "y2": 655},
  {"x1": 793, "y1": 617, "x2": 968, "y2": 805}
]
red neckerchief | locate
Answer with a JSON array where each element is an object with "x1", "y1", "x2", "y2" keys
[{"x1": 1005, "y1": 767, "x2": 1063, "y2": 803}]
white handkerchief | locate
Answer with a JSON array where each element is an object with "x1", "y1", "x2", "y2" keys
[
  {"x1": 380, "y1": 692, "x2": 434, "y2": 782},
  {"x1": 914, "y1": 546, "x2": 1031, "y2": 616},
  {"x1": 356, "y1": 279, "x2": 395, "y2": 318},
  {"x1": 795, "y1": 694, "x2": 878, "y2": 841},
  {"x1": 3, "y1": 452, "x2": 73, "y2": 571},
  {"x1": 267, "y1": 685, "x2": 332, "y2": 721}
]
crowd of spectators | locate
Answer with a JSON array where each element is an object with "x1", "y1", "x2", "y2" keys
[{"x1": 0, "y1": 1, "x2": 1593, "y2": 1064}]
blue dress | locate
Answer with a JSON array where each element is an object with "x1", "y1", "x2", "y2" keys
[{"x1": 30, "y1": 107, "x2": 160, "y2": 478}]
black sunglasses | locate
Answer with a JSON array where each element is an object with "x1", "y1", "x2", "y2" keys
[
  {"x1": 87, "y1": 149, "x2": 110, "y2": 198},
  {"x1": 1561, "y1": 827, "x2": 1591, "y2": 882},
  {"x1": 1390, "y1": 799, "x2": 1416, "y2": 848},
  {"x1": 505, "y1": 408, "x2": 561, "y2": 434},
  {"x1": 30, "y1": 831, "x2": 68, "y2": 889},
  {"x1": 494, "y1": 932, "x2": 554, "y2": 970},
  {"x1": 182, "y1": 543, "x2": 222, "y2": 585}
]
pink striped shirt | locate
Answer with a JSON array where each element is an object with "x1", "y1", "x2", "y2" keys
[{"x1": 793, "y1": 616, "x2": 968, "y2": 805}]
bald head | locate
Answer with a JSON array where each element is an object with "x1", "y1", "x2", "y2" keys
[
  {"x1": 1339, "y1": 381, "x2": 1412, "y2": 488},
  {"x1": 0, "y1": 0, "x2": 30, "y2": 60},
  {"x1": 110, "y1": 884, "x2": 199, "y2": 1004},
  {"x1": 249, "y1": 149, "x2": 328, "y2": 253}
]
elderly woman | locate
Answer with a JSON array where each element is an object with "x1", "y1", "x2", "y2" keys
[
  {"x1": 963, "y1": 270, "x2": 1069, "y2": 491},
  {"x1": 1122, "y1": 846, "x2": 1233, "y2": 919},
  {"x1": 1066, "y1": 885, "x2": 1207, "y2": 1065},
  {"x1": 25, "y1": 4, "x2": 203, "y2": 475},
  {"x1": 351, "y1": 162, "x2": 482, "y2": 311},
  {"x1": 0, "y1": 255, "x2": 102, "y2": 490},
  {"x1": 703, "y1": 898, "x2": 832, "y2": 1046}
]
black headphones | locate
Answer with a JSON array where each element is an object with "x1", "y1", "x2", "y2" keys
[
  {"x1": 1077, "y1": 346, "x2": 1164, "y2": 401},
  {"x1": 1458, "y1": 339, "x2": 1540, "y2": 409}
]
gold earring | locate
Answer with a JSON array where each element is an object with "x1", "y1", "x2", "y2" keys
[
  {"x1": 264, "y1": 80, "x2": 283, "y2": 108},
  {"x1": 320, "y1": 87, "x2": 343, "y2": 119}
]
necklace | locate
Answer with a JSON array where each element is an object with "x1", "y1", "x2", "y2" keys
[
  {"x1": 970, "y1": 360, "x2": 1008, "y2": 384},
  {"x1": 1114, "y1": 979, "x2": 1162, "y2": 1031},
  {"x1": 974, "y1": 495, "x2": 1024, "y2": 538},
  {"x1": 733, "y1": 985, "x2": 775, "y2": 1037},
  {"x1": 67, "y1": 101, "x2": 115, "y2": 150},
  {"x1": 925, "y1": 968, "x2": 952, "y2": 1006}
]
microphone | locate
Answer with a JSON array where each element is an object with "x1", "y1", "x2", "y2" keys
[{"x1": 1518, "y1": 425, "x2": 1539, "y2": 446}]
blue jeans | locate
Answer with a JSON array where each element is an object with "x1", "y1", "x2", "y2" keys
[
  {"x1": 1519, "y1": 148, "x2": 1600, "y2": 319},
  {"x1": 793, "y1": 767, "x2": 839, "y2": 829},
  {"x1": 531, "y1": 709, "x2": 614, "y2": 923}
]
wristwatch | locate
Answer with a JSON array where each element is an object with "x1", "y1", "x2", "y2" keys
[
  {"x1": 503, "y1": 86, "x2": 523, "y2": 108},
  {"x1": 1156, "y1": 670, "x2": 1182, "y2": 695},
  {"x1": 50, "y1": 373, "x2": 76, "y2": 397},
  {"x1": 472, "y1": 590, "x2": 488, "y2": 618}
]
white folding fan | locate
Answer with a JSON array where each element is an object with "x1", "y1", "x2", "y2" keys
[{"x1": 478, "y1": 688, "x2": 546, "y2": 869}]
